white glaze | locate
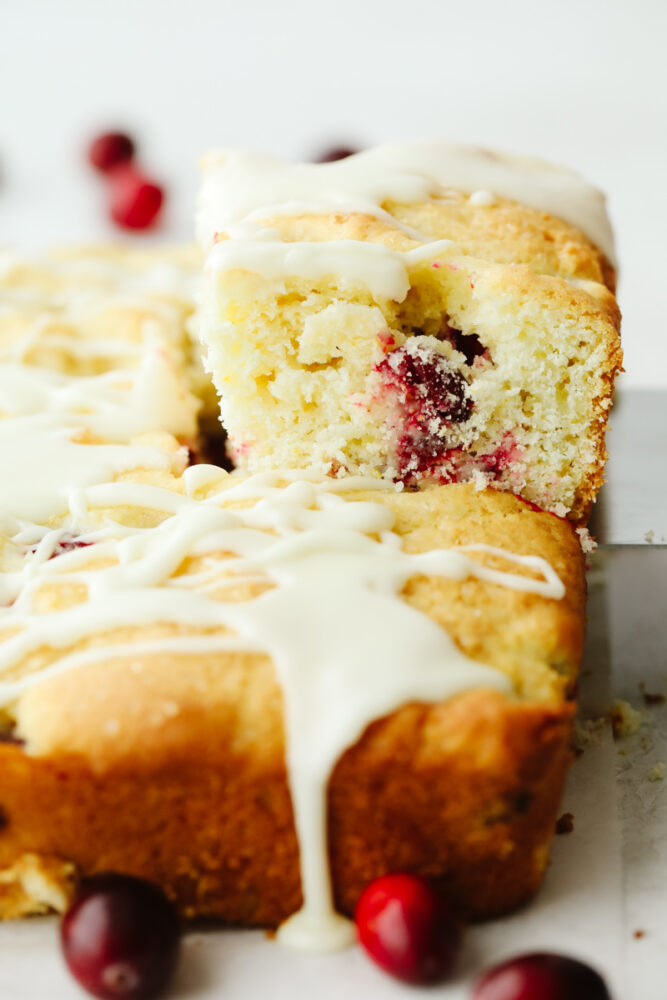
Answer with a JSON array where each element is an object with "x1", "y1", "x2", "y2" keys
[
  {"x1": 0, "y1": 345, "x2": 197, "y2": 440},
  {"x1": 198, "y1": 140, "x2": 615, "y2": 262},
  {"x1": 0, "y1": 468, "x2": 565, "y2": 952},
  {"x1": 207, "y1": 239, "x2": 412, "y2": 302},
  {"x1": 0, "y1": 416, "x2": 177, "y2": 523}
]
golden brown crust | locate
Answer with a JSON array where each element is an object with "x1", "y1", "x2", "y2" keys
[
  {"x1": 0, "y1": 692, "x2": 573, "y2": 924},
  {"x1": 0, "y1": 485, "x2": 585, "y2": 923},
  {"x1": 260, "y1": 188, "x2": 615, "y2": 291}
]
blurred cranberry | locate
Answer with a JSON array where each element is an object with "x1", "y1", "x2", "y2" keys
[
  {"x1": 60, "y1": 873, "x2": 180, "y2": 999},
  {"x1": 355, "y1": 873, "x2": 462, "y2": 984},
  {"x1": 315, "y1": 145, "x2": 358, "y2": 162},
  {"x1": 472, "y1": 952, "x2": 611, "y2": 1000},
  {"x1": 88, "y1": 132, "x2": 135, "y2": 173},
  {"x1": 109, "y1": 165, "x2": 164, "y2": 230}
]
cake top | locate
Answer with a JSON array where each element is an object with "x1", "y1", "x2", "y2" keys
[
  {"x1": 197, "y1": 140, "x2": 615, "y2": 263},
  {"x1": 1, "y1": 466, "x2": 572, "y2": 950}
]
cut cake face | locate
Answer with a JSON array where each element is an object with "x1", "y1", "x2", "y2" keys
[{"x1": 196, "y1": 142, "x2": 622, "y2": 523}]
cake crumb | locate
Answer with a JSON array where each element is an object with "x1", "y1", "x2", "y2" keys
[
  {"x1": 633, "y1": 929, "x2": 646, "y2": 940},
  {"x1": 645, "y1": 529, "x2": 655, "y2": 544},
  {"x1": 555, "y1": 812, "x2": 575, "y2": 835},
  {"x1": 572, "y1": 715, "x2": 608, "y2": 752},
  {"x1": 648, "y1": 762, "x2": 665, "y2": 782},
  {"x1": 611, "y1": 700, "x2": 643, "y2": 739},
  {"x1": 575, "y1": 526, "x2": 597, "y2": 554}
]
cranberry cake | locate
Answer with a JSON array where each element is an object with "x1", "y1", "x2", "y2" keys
[
  {"x1": 0, "y1": 144, "x2": 611, "y2": 953},
  {"x1": 0, "y1": 477, "x2": 585, "y2": 932},
  {"x1": 197, "y1": 142, "x2": 622, "y2": 522}
]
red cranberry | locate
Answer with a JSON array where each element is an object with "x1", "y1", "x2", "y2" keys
[
  {"x1": 60, "y1": 873, "x2": 180, "y2": 999},
  {"x1": 109, "y1": 165, "x2": 164, "y2": 230},
  {"x1": 52, "y1": 537, "x2": 94, "y2": 559},
  {"x1": 355, "y1": 873, "x2": 462, "y2": 984},
  {"x1": 88, "y1": 132, "x2": 135, "y2": 173},
  {"x1": 472, "y1": 952, "x2": 611, "y2": 1000},
  {"x1": 375, "y1": 344, "x2": 472, "y2": 480},
  {"x1": 315, "y1": 145, "x2": 358, "y2": 162}
]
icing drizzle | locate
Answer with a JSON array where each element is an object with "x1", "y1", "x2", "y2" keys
[
  {"x1": 197, "y1": 140, "x2": 615, "y2": 263},
  {"x1": 0, "y1": 465, "x2": 565, "y2": 951}
]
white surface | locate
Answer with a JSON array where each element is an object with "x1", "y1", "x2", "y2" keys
[
  {"x1": 0, "y1": 0, "x2": 665, "y2": 387},
  {"x1": 0, "y1": 560, "x2": 642, "y2": 999},
  {"x1": 608, "y1": 549, "x2": 667, "y2": 1000}
]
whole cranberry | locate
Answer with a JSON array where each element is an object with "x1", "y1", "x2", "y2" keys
[
  {"x1": 315, "y1": 145, "x2": 358, "y2": 162},
  {"x1": 355, "y1": 873, "x2": 462, "y2": 984},
  {"x1": 88, "y1": 132, "x2": 135, "y2": 173},
  {"x1": 60, "y1": 873, "x2": 181, "y2": 999},
  {"x1": 472, "y1": 952, "x2": 611, "y2": 1000},
  {"x1": 108, "y1": 165, "x2": 164, "y2": 230}
]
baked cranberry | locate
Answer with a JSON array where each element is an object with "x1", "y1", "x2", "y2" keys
[
  {"x1": 472, "y1": 952, "x2": 611, "y2": 1000},
  {"x1": 51, "y1": 537, "x2": 93, "y2": 559},
  {"x1": 315, "y1": 145, "x2": 358, "y2": 162},
  {"x1": 60, "y1": 873, "x2": 180, "y2": 999},
  {"x1": 376, "y1": 344, "x2": 472, "y2": 480},
  {"x1": 88, "y1": 132, "x2": 135, "y2": 173},
  {"x1": 355, "y1": 873, "x2": 462, "y2": 984},
  {"x1": 109, "y1": 165, "x2": 164, "y2": 230}
]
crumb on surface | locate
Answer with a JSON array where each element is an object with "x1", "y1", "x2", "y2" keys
[
  {"x1": 648, "y1": 762, "x2": 665, "y2": 782},
  {"x1": 555, "y1": 812, "x2": 575, "y2": 835},
  {"x1": 633, "y1": 929, "x2": 646, "y2": 940},
  {"x1": 611, "y1": 700, "x2": 643, "y2": 740},
  {"x1": 572, "y1": 715, "x2": 608, "y2": 753},
  {"x1": 575, "y1": 526, "x2": 597, "y2": 554},
  {"x1": 645, "y1": 529, "x2": 655, "y2": 544}
]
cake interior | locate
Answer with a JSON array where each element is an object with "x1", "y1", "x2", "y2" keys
[{"x1": 199, "y1": 243, "x2": 619, "y2": 522}]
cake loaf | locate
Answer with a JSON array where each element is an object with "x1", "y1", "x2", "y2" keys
[
  {"x1": 0, "y1": 473, "x2": 585, "y2": 940},
  {"x1": 197, "y1": 142, "x2": 622, "y2": 523}
]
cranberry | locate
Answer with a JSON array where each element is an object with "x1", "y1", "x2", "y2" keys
[
  {"x1": 315, "y1": 145, "x2": 358, "y2": 162},
  {"x1": 375, "y1": 343, "x2": 472, "y2": 480},
  {"x1": 109, "y1": 165, "x2": 164, "y2": 230},
  {"x1": 355, "y1": 873, "x2": 462, "y2": 984},
  {"x1": 472, "y1": 952, "x2": 611, "y2": 1000},
  {"x1": 88, "y1": 132, "x2": 135, "y2": 173},
  {"x1": 381, "y1": 346, "x2": 472, "y2": 426},
  {"x1": 51, "y1": 537, "x2": 93, "y2": 558},
  {"x1": 60, "y1": 873, "x2": 180, "y2": 999}
]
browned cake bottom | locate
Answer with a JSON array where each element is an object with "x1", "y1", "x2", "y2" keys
[{"x1": 0, "y1": 688, "x2": 573, "y2": 924}]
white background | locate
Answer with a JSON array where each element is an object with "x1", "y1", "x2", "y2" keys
[{"x1": 1, "y1": 0, "x2": 665, "y2": 385}]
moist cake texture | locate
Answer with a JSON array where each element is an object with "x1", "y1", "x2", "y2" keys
[{"x1": 197, "y1": 142, "x2": 622, "y2": 522}]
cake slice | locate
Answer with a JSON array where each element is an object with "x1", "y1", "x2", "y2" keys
[
  {"x1": 0, "y1": 475, "x2": 585, "y2": 935},
  {"x1": 196, "y1": 142, "x2": 622, "y2": 523}
]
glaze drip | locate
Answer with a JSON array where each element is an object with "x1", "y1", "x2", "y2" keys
[{"x1": 198, "y1": 141, "x2": 615, "y2": 262}]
